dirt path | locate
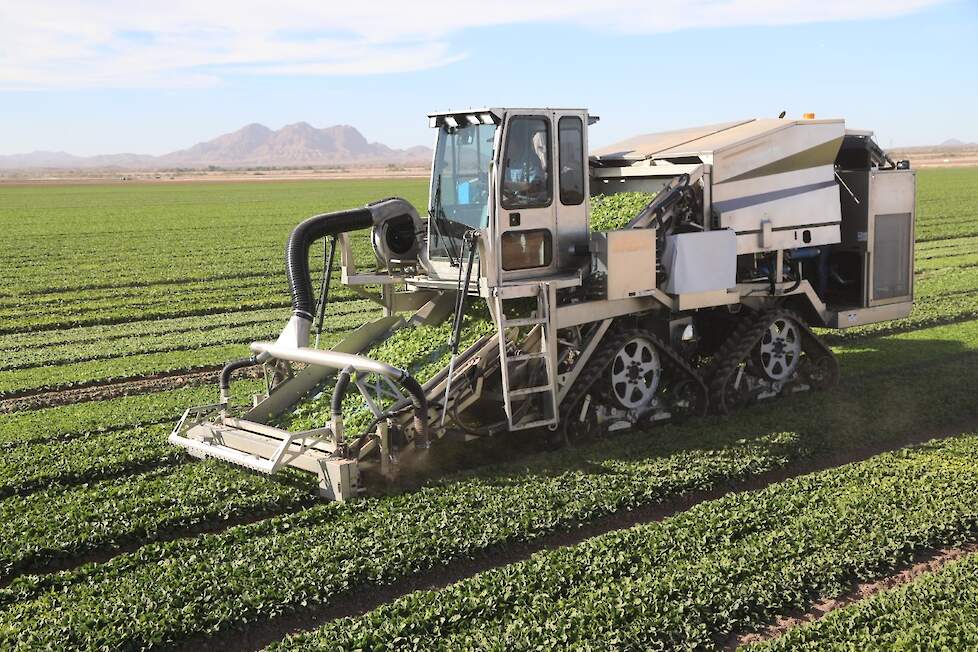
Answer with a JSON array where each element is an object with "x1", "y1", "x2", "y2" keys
[{"x1": 0, "y1": 168, "x2": 429, "y2": 186}]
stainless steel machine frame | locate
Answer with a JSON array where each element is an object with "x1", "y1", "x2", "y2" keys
[{"x1": 171, "y1": 108, "x2": 916, "y2": 500}]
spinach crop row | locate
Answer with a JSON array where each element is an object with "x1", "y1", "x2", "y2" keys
[
  {"x1": 749, "y1": 551, "x2": 978, "y2": 650},
  {"x1": 0, "y1": 425, "x2": 181, "y2": 498},
  {"x1": 3, "y1": 315, "x2": 978, "y2": 650},
  {"x1": 0, "y1": 179, "x2": 418, "y2": 297},
  {"x1": 0, "y1": 461, "x2": 314, "y2": 581},
  {"x1": 0, "y1": 425, "x2": 805, "y2": 649},
  {"x1": 272, "y1": 433, "x2": 978, "y2": 651},
  {"x1": 0, "y1": 308, "x2": 375, "y2": 373},
  {"x1": 0, "y1": 341, "x2": 284, "y2": 398},
  {"x1": 0, "y1": 305, "x2": 289, "y2": 351},
  {"x1": 0, "y1": 379, "x2": 260, "y2": 449}
]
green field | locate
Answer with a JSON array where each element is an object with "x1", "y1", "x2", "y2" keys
[{"x1": 3, "y1": 168, "x2": 978, "y2": 649}]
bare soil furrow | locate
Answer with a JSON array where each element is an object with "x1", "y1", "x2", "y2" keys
[
  {"x1": 729, "y1": 545, "x2": 978, "y2": 649},
  {"x1": 0, "y1": 367, "x2": 250, "y2": 413}
]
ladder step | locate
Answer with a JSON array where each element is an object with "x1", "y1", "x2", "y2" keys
[
  {"x1": 502, "y1": 316, "x2": 546, "y2": 328},
  {"x1": 513, "y1": 417, "x2": 558, "y2": 429},
  {"x1": 508, "y1": 351, "x2": 548, "y2": 363},
  {"x1": 509, "y1": 385, "x2": 554, "y2": 397}
]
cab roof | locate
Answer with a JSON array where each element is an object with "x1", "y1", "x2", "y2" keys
[{"x1": 426, "y1": 108, "x2": 592, "y2": 128}]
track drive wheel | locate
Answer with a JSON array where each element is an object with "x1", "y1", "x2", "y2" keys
[
  {"x1": 764, "y1": 310, "x2": 839, "y2": 391},
  {"x1": 751, "y1": 314, "x2": 803, "y2": 382},
  {"x1": 557, "y1": 328, "x2": 648, "y2": 446},
  {"x1": 558, "y1": 326, "x2": 707, "y2": 444},
  {"x1": 609, "y1": 334, "x2": 663, "y2": 411},
  {"x1": 710, "y1": 308, "x2": 839, "y2": 414}
]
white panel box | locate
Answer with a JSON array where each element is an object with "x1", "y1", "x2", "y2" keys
[
  {"x1": 662, "y1": 230, "x2": 737, "y2": 295},
  {"x1": 591, "y1": 229, "x2": 657, "y2": 300}
]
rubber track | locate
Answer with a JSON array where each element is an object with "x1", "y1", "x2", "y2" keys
[
  {"x1": 709, "y1": 308, "x2": 839, "y2": 414},
  {"x1": 559, "y1": 324, "x2": 708, "y2": 441},
  {"x1": 704, "y1": 309, "x2": 762, "y2": 380}
]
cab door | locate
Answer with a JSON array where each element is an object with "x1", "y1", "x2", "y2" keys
[
  {"x1": 553, "y1": 110, "x2": 589, "y2": 271},
  {"x1": 495, "y1": 111, "x2": 557, "y2": 283}
]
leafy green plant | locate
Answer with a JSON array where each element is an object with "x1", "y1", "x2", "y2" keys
[
  {"x1": 0, "y1": 169, "x2": 976, "y2": 649},
  {"x1": 0, "y1": 461, "x2": 314, "y2": 580},
  {"x1": 0, "y1": 425, "x2": 180, "y2": 497},
  {"x1": 3, "y1": 318, "x2": 978, "y2": 649},
  {"x1": 0, "y1": 169, "x2": 970, "y2": 394},
  {"x1": 289, "y1": 304, "x2": 496, "y2": 432},
  {"x1": 0, "y1": 426, "x2": 805, "y2": 649},
  {"x1": 271, "y1": 433, "x2": 978, "y2": 651},
  {"x1": 0, "y1": 379, "x2": 260, "y2": 449},
  {"x1": 748, "y1": 552, "x2": 978, "y2": 650},
  {"x1": 589, "y1": 191, "x2": 656, "y2": 231}
]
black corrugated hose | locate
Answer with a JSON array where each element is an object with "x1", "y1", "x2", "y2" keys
[{"x1": 285, "y1": 207, "x2": 373, "y2": 320}]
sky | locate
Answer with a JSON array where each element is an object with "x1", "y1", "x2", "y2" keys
[{"x1": 0, "y1": 0, "x2": 975, "y2": 156}]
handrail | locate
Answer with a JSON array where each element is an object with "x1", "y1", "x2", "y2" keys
[
  {"x1": 250, "y1": 342, "x2": 409, "y2": 381},
  {"x1": 251, "y1": 340, "x2": 430, "y2": 447}
]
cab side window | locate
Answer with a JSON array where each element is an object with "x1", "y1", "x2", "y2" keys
[
  {"x1": 558, "y1": 117, "x2": 585, "y2": 205},
  {"x1": 501, "y1": 117, "x2": 552, "y2": 209}
]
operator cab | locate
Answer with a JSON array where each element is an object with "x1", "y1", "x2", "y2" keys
[{"x1": 425, "y1": 108, "x2": 593, "y2": 287}]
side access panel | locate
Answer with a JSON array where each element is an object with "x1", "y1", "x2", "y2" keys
[
  {"x1": 866, "y1": 169, "x2": 915, "y2": 307},
  {"x1": 828, "y1": 167, "x2": 915, "y2": 328}
]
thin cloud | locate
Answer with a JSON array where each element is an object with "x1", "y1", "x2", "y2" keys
[{"x1": 0, "y1": 0, "x2": 948, "y2": 89}]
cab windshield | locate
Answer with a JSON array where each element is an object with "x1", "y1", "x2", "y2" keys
[{"x1": 429, "y1": 123, "x2": 496, "y2": 260}]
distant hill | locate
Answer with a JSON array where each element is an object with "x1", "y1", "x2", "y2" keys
[
  {"x1": 0, "y1": 123, "x2": 432, "y2": 170},
  {"x1": 938, "y1": 138, "x2": 978, "y2": 148}
]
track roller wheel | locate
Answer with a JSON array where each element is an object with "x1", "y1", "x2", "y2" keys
[
  {"x1": 712, "y1": 363, "x2": 754, "y2": 414},
  {"x1": 709, "y1": 308, "x2": 839, "y2": 415},
  {"x1": 709, "y1": 311, "x2": 765, "y2": 415},
  {"x1": 664, "y1": 378, "x2": 709, "y2": 422},
  {"x1": 798, "y1": 350, "x2": 840, "y2": 390}
]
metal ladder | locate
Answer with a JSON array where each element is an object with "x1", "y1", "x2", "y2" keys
[{"x1": 493, "y1": 282, "x2": 559, "y2": 430}]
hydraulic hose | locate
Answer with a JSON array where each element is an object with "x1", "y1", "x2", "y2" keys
[
  {"x1": 329, "y1": 364, "x2": 430, "y2": 451},
  {"x1": 329, "y1": 366, "x2": 355, "y2": 445},
  {"x1": 219, "y1": 356, "x2": 258, "y2": 403},
  {"x1": 314, "y1": 236, "x2": 338, "y2": 347},
  {"x1": 331, "y1": 366, "x2": 354, "y2": 420},
  {"x1": 440, "y1": 231, "x2": 478, "y2": 427},
  {"x1": 400, "y1": 375, "x2": 431, "y2": 449}
]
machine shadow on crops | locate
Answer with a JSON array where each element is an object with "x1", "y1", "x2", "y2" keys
[
  {"x1": 361, "y1": 332, "x2": 975, "y2": 498},
  {"x1": 170, "y1": 108, "x2": 918, "y2": 501}
]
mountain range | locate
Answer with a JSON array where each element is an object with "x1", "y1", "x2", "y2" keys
[
  {"x1": 939, "y1": 138, "x2": 978, "y2": 148},
  {"x1": 3, "y1": 125, "x2": 973, "y2": 171},
  {"x1": 0, "y1": 123, "x2": 432, "y2": 170}
]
